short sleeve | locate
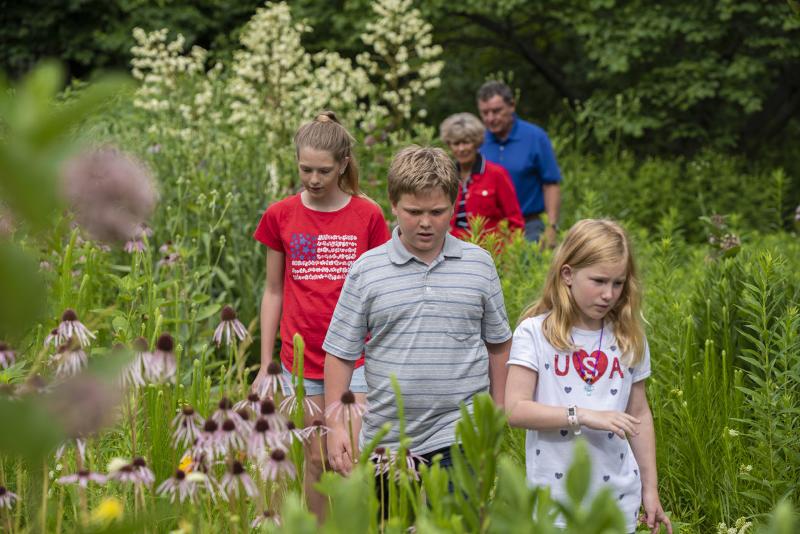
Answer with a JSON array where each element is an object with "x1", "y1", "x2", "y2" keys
[
  {"x1": 507, "y1": 318, "x2": 541, "y2": 372},
  {"x1": 253, "y1": 204, "x2": 283, "y2": 251},
  {"x1": 481, "y1": 263, "x2": 512, "y2": 344},
  {"x1": 631, "y1": 338, "x2": 651, "y2": 383},
  {"x1": 367, "y1": 205, "x2": 390, "y2": 249},
  {"x1": 322, "y1": 261, "x2": 368, "y2": 360},
  {"x1": 536, "y1": 133, "x2": 562, "y2": 184}
]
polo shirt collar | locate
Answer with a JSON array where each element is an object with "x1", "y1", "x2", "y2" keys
[
  {"x1": 456, "y1": 153, "x2": 485, "y2": 176},
  {"x1": 387, "y1": 226, "x2": 464, "y2": 265},
  {"x1": 486, "y1": 114, "x2": 520, "y2": 144}
]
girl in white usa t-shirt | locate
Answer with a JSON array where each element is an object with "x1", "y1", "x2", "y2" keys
[{"x1": 505, "y1": 219, "x2": 672, "y2": 534}]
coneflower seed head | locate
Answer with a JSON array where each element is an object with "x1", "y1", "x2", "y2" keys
[
  {"x1": 266, "y1": 361, "x2": 281, "y2": 375},
  {"x1": 175, "y1": 469, "x2": 186, "y2": 480},
  {"x1": 222, "y1": 419, "x2": 236, "y2": 432},
  {"x1": 237, "y1": 408, "x2": 250, "y2": 420},
  {"x1": 287, "y1": 421, "x2": 296, "y2": 430},
  {"x1": 78, "y1": 469, "x2": 90, "y2": 476},
  {"x1": 218, "y1": 397, "x2": 232, "y2": 410},
  {"x1": 181, "y1": 405, "x2": 195, "y2": 416},
  {"x1": 0, "y1": 343, "x2": 7, "y2": 351},
  {"x1": 133, "y1": 337, "x2": 148, "y2": 352},
  {"x1": 231, "y1": 461, "x2": 244, "y2": 475},
  {"x1": 156, "y1": 334, "x2": 174, "y2": 352},
  {"x1": 270, "y1": 449, "x2": 286, "y2": 462},
  {"x1": 203, "y1": 420, "x2": 218, "y2": 432},
  {"x1": 133, "y1": 457, "x2": 146, "y2": 468},
  {"x1": 247, "y1": 393, "x2": 259, "y2": 402},
  {"x1": 341, "y1": 390, "x2": 356, "y2": 405},
  {"x1": 220, "y1": 305, "x2": 237, "y2": 321},
  {"x1": 312, "y1": 419, "x2": 324, "y2": 426},
  {"x1": 260, "y1": 400, "x2": 276, "y2": 415},
  {"x1": 61, "y1": 309, "x2": 78, "y2": 322},
  {"x1": 255, "y1": 419, "x2": 270, "y2": 432}
]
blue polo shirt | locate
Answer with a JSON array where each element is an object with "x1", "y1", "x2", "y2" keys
[{"x1": 480, "y1": 116, "x2": 562, "y2": 216}]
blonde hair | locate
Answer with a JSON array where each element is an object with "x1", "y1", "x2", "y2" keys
[
  {"x1": 521, "y1": 219, "x2": 646, "y2": 365},
  {"x1": 387, "y1": 145, "x2": 459, "y2": 204},
  {"x1": 293, "y1": 111, "x2": 360, "y2": 195},
  {"x1": 439, "y1": 112, "x2": 485, "y2": 147}
]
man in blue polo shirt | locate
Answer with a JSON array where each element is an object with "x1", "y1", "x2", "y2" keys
[{"x1": 477, "y1": 81, "x2": 562, "y2": 246}]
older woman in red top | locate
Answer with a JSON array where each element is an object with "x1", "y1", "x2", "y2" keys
[{"x1": 440, "y1": 112, "x2": 525, "y2": 239}]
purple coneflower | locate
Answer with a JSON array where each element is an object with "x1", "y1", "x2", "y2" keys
[
  {"x1": 251, "y1": 510, "x2": 281, "y2": 529},
  {"x1": 123, "y1": 239, "x2": 145, "y2": 253},
  {"x1": 194, "y1": 419, "x2": 225, "y2": 459},
  {"x1": 218, "y1": 418, "x2": 246, "y2": 454},
  {"x1": 247, "y1": 417, "x2": 282, "y2": 458},
  {"x1": 57, "y1": 309, "x2": 95, "y2": 347},
  {"x1": 325, "y1": 390, "x2": 367, "y2": 425},
  {"x1": 370, "y1": 446, "x2": 395, "y2": 476},
  {"x1": 211, "y1": 397, "x2": 248, "y2": 430},
  {"x1": 57, "y1": 469, "x2": 107, "y2": 487},
  {"x1": 171, "y1": 405, "x2": 204, "y2": 449},
  {"x1": 213, "y1": 305, "x2": 250, "y2": 347},
  {"x1": 258, "y1": 448, "x2": 296, "y2": 482},
  {"x1": 0, "y1": 342, "x2": 15, "y2": 369},
  {"x1": 131, "y1": 457, "x2": 155, "y2": 486},
  {"x1": 44, "y1": 328, "x2": 59, "y2": 348},
  {"x1": 279, "y1": 391, "x2": 322, "y2": 417},
  {"x1": 233, "y1": 392, "x2": 261, "y2": 414},
  {"x1": 0, "y1": 486, "x2": 17, "y2": 509},
  {"x1": 156, "y1": 469, "x2": 197, "y2": 503},
  {"x1": 221, "y1": 461, "x2": 259, "y2": 499},
  {"x1": 51, "y1": 340, "x2": 88, "y2": 378},
  {"x1": 259, "y1": 399, "x2": 288, "y2": 432},
  {"x1": 401, "y1": 449, "x2": 427, "y2": 481},
  {"x1": 55, "y1": 438, "x2": 87, "y2": 462},
  {"x1": 157, "y1": 251, "x2": 181, "y2": 268},
  {"x1": 301, "y1": 419, "x2": 330, "y2": 441},
  {"x1": 143, "y1": 333, "x2": 177, "y2": 383},
  {"x1": 283, "y1": 421, "x2": 307, "y2": 446},
  {"x1": 254, "y1": 361, "x2": 293, "y2": 400},
  {"x1": 120, "y1": 337, "x2": 150, "y2": 388}
]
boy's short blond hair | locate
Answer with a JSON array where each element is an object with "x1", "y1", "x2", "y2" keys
[{"x1": 387, "y1": 145, "x2": 459, "y2": 204}]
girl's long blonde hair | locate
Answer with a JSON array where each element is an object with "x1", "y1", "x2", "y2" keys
[
  {"x1": 293, "y1": 111, "x2": 360, "y2": 195},
  {"x1": 521, "y1": 219, "x2": 646, "y2": 365}
]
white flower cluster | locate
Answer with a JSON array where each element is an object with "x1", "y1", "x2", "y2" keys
[
  {"x1": 358, "y1": 0, "x2": 444, "y2": 124},
  {"x1": 131, "y1": 27, "x2": 225, "y2": 139}
]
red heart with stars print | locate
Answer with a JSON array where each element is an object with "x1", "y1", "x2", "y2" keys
[{"x1": 572, "y1": 349, "x2": 608, "y2": 384}]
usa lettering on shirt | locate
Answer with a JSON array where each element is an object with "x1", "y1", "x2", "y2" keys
[{"x1": 289, "y1": 233, "x2": 358, "y2": 281}]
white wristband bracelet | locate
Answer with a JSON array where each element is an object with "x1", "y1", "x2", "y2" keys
[{"x1": 567, "y1": 405, "x2": 581, "y2": 435}]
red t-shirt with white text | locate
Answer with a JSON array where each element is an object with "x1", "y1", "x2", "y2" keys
[{"x1": 254, "y1": 194, "x2": 389, "y2": 379}]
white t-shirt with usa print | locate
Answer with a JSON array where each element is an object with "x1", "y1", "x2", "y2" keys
[{"x1": 507, "y1": 313, "x2": 651, "y2": 531}]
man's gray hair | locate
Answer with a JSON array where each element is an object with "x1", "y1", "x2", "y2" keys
[{"x1": 477, "y1": 81, "x2": 514, "y2": 105}]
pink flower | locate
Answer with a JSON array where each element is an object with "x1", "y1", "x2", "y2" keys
[
  {"x1": 370, "y1": 447, "x2": 395, "y2": 476},
  {"x1": 258, "y1": 449, "x2": 296, "y2": 482},
  {"x1": 301, "y1": 419, "x2": 330, "y2": 441},
  {"x1": 51, "y1": 341, "x2": 88, "y2": 378},
  {"x1": 123, "y1": 239, "x2": 146, "y2": 253},
  {"x1": 120, "y1": 337, "x2": 150, "y2": 388},
  {"x1": 44, "y1": 328, "x2": 59, "y2": 348},
  {"x1": 0, "y1": 486, "x2": 18, "y2": 509},
  {"x1": 259, "y1": 399, "x2": 288, "y2": 432},
  {"x1": 56, "y1": 309, "x2": 95, "y2": 347},
  {"x1": 253, "y1": 361, "x2": 293, "y2": 400},
  {"x1": 218, "y1": 418, "x2": 247, "y2": 454},
  {"x1": 325, "y1": 390, "x2": 367, "y2": 425},
  {"x1": 251, "y1": 510, "x2": 281, "y2": 529},
  {"x1": 143, "y1": 333, "x2": 176, "y2": 384},
  {"x1": 282, "y1": 421, "x2": 307, "y2": 446},
  {"x1": 0, "y1": 342, "x2": 15, "y2": 369},
  {"x1": 156, "y1": 469, "x2": 197, "y2": 503},
  {"x1": 57, "y1": 469, "x2": 107, "y2": 487},
  {"x1": 247, "y1": 417, "x2": 283, "y2": 458},
  {"x1": 221, "y1": 461, "x2": 259, "y2": 499},
  {"x1": 213, "y1": 305, "x2": 249, "y2": 347},
  {"x1": 233, "y1": 392, "x2": 261, "y2": 415},
  {"x1": 171, "y1": 405, "x2": 204, "y2": 449},
  {"x1": 279, "y1": 392, "x2": 322, "y2": 417},
  {"x1": 194, "y1": 419, "x2": 225, "y2": 459}
]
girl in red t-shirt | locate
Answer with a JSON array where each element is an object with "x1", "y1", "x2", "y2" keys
[{"x1": 252, "y1": 111, "x2": 389, "y2": 518}]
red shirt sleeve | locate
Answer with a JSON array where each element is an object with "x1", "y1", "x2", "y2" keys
[
  {"x1": 253, "y1": 203, "x2": 284, "y2": 251},
  {"x1": 367, "y1": 203, "x2": 391, "y2": 248},
  {"x1": 495, "y1": 167, "x2": 525, "y2": 231}
]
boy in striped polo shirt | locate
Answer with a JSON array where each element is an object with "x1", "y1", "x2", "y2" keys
[{"x1": 323, "y1": 145, "x2": 512, "y2": 478}]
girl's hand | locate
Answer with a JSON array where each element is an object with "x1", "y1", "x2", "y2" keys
[
  {"x1": 250, "y1": 367, "x2": 268, "y2": 396},
  {"x1": 578, "y1": 408, "x2": 640, "y2": 439},
  {"x1": 640, "y1": 488, "x2": 672, "y2": 534}
]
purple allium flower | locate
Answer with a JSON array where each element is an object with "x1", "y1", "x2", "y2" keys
[
  {"x1": 325, "y1": 390, "x2": 367, "y2": 425},
  {"x1": 56, "y1": 309, "x2": 95, "y2": 347},
  {"x1": 221, "y1": 461, "x2": 259, "y2": 499},
  {"x1": 57, "y1": 469, "x2": 107, "y2": 487},
  {"x1": 59, "y1": 146, "x2": 157, "y2": 244},
  {"x1": 171, "y1": 405, "x2": 204, "y2": 449},
  {"x1": 258, "y1": 448, "x2": 296, "y2": 482},
  {"x1": 51, "y1": 340, "x2": 88, "y2": 378},
  {"x1": 213, "y1": 305, "x2": 250, "y2": 347},
  {"x1": 0, "y1": 486, "x2": 18, "y2": 509},
  {"x1": 156, "y1": 469, "x2": 197, "y2": 503},
  {"x1": 0, "y1": 342, "x2": 15, "y2": 369},
  {"x1": 253, "y1": 360, "x2": 293, "y2": 400},
  {"x1": 143, "y1": 333, "x2": 177, "y2": 384}
]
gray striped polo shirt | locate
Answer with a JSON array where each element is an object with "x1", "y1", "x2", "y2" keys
[{"x1": 323, "y1": 227, "x2": 512, "y2": 454}]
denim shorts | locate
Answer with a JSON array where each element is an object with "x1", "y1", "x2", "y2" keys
[{"x1": 281, "y1": 363, "x2": 367, "y2": 396}]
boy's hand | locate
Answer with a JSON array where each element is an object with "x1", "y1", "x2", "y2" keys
[
  {"x1": 327, "y1": 425, "x2": 354, "y2": 475},
  {"x1": 641, "y1": 488, "x2": 672, "y2": 533},
  {"x1": 578, "y1": 408, "x2": 640, "y2": 439}
]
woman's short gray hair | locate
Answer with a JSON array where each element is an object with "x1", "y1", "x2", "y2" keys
[{"x1": 439, "y1": 112, "x2": 485, "y2": 147}]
